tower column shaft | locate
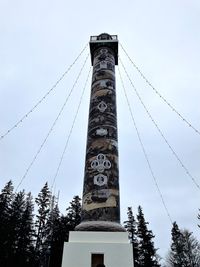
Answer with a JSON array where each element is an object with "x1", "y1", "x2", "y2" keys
[
  {"x1": 83, "y1": 46, "x2": 119, "y2": 221},
  {"x1": 76, "y1": 34, "x2": 124, "y2": 232}
]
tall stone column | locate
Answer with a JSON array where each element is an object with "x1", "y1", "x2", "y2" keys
[{"x1": 76, "y1": 33, "x2": 125, "y2": 232}]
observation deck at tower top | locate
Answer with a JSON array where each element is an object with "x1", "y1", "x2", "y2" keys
[{"x1": 89, "y1": 33, "x2": 118, "y2": 65}]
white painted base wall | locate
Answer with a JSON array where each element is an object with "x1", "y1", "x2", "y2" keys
[{"x1": 61, "y1": 231, "x2": 134, "y2": 267}]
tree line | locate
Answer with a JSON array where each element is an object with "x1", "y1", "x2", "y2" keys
[
  {"x1": 124, "y1": 207, "x2": 200, "y2": 267},
  {"x1": 0, "y1": 180, "x2": 199, "y2": 267},
  {"x1": 0, "y1": 181, "x2": 81, "y2": 267}
]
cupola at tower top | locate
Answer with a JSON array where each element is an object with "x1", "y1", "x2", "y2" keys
[{"x1": 97, "y1": 33, "x2": 112, "y2": 40}]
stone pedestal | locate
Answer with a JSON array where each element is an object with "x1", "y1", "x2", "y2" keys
[{"x1": 61, "y1": 231, "x2": 134, "y2": 267}]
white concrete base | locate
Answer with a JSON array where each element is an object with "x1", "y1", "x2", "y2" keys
[{"x1": 61, "y1": 231, "x2": 134, "y2": 267}]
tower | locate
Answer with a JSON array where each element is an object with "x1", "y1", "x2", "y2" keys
[
  {"x1": 62, "y1": 34, "x2": 134, "y2": 267},
  {"x1": 76, "y1": 33, "x2": 124, "y2": 232}
]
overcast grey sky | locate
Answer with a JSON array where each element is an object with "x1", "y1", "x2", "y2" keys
[{"x1": 0, "y1": 0, "x2": 200, "y2": 262}]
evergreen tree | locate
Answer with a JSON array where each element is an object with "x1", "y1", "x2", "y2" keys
[
  {"x1": 167, "y1": 223, "x2": 200, "y2": 267},
  {"x1": 137, "y1": 206, "x2": 160, "y2": 267},
  {"x1": 167, "y1": 222, "x2": 187, "y2": 266},
  {"x1": 47, "y1": 202, "x2": 61, "y2": 267},
  {"x1": 6, "y1": 190, "x2": 26, "y2": 266},
  {"x1": 35, "y1": 182, "x2": 51, "y2": 267},
  {"x1": 44, "y1": 196, "x2": 60, "y2": 267},
  {"x1": 124, "y1": 207, "x2": 139, "y2": 266},
  {"x1": 16, "y1": 192, "x2": 35, "y2": 267},
  {"x1": 49, "y1": 195, "x2": 81, "y2": 267},
  {"x1": 66, "y1": 195, "x2": 81, "y2": 229},
  {"x1": 183, "y1": 230, "x2": 200, "y2": 266},
  {"x1": 0, "y1": 181, "x2": 14, "y2": 266},
  {"x1": 48, "y1": 214, "x2": 70, "y2": 267}
]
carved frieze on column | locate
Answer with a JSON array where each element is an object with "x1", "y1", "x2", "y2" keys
[{"x1": 76, "y1": 34, "x2": 125, "y2": 232}]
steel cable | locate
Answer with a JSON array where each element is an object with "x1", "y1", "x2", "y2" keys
[
  {"x1": 118, "y1": 67, "x2": 173, "y2": 224},
  {"x1": 119, "y1": 57, "x2": 200, "y2": 191},
  {"x1": 1, "y1": 43, "x2": 89, "y2": 141},
  {"x1": 119, "y1": 42, "x2": 200, "y2": 137},
  {"x1": 50, "y1": 67, "x2": 92, "y2": 191},
  {"x1": 15, "y1": 54, "x2": 89, "y2": 191}
]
